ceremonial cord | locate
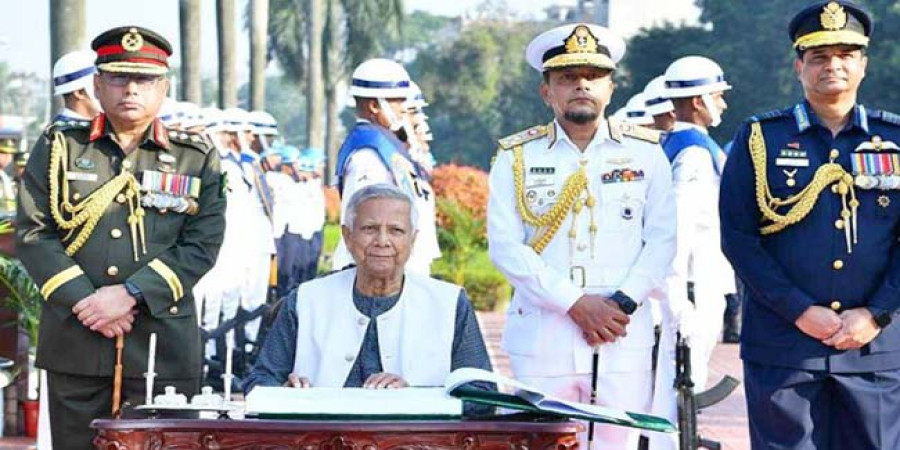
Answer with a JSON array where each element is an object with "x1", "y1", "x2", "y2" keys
[
  {"x1": 48, "y1": 131, "x2": 147, "y2": 260},
  {"x1": 512, "y1": 144, "x2": 589, "y2": 254},
  {"x1": 749, "y1": 122, "x2": 858, "y2": 253}
]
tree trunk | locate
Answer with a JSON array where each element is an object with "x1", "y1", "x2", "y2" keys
[
  {"x1": 249, "y1": 0, "x2": 269, "y2": 111},
  {"x1": 179, "y1": 0, "x2": 202, "y2": 104},
  {"x1": 307, "y1": 0, "x2": 326, "y2": 149},
  {"x1": 49, "y1": 0, "x2": 86, "y2": 113},
  {"x1": 323, "y1": 0, "x2": 344, "y2": 185},
  {"x1": 217, "y1": 0, "x2": 238, "y2": 108}
]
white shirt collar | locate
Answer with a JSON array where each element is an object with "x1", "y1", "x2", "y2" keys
[
  {"x1": 58, "y1": 108, "x2": 91, "y2": 120},
  {"x1": 549, "y1": 119, "x2": 611, "y2": 152},
  {"x1": 673, "y1": 121, "x2": 708, "y2": 134}
]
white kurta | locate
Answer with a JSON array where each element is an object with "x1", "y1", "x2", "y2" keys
[{"x1": 292, "y1": 268, "x2": 458, "y2": 387}]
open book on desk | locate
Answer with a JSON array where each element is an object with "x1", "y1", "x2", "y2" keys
[{"x1": 446, "y1": 368, "x2": 676, "y2": 433}]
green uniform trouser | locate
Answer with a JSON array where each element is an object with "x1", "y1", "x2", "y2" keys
[{"x1": 47, "y1": 371, "x2": 199, "y2": 450}]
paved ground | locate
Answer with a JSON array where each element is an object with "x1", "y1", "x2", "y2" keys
[
  {"x1": 477, "y1": 312, "x2": 750, "y2": 450},
  {"x1": 0, "y1": 312, "x2": 750, "y2": 450}
]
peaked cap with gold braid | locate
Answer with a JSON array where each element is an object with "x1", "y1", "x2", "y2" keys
[{"x1": 789, "y1": 1, "x2": 872, "y2": 52}]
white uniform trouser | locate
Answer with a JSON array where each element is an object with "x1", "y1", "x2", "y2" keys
[
  {"x1": 241, "y1": 251, "x2": 271, "y2": 345},
  {"x1": 37, "y1": 370, "x2": 51, "y2": 449},
  {"x1": 517, "y1": 371, "x2": 653, "y2": 450},
  {"x1": 684, "y1": 280, "x2": 726, "y2": 392},
  {"x1": 647, "y1": 305, "x2": 678, "y2": 450}
]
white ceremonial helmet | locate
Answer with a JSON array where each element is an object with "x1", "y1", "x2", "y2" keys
[
  {"x1": 642, "y1": 75, "x2": 674, "y2": 116},
  {"x1": 350, "y1": 58, "x2": 411, "y2": 131},
  {"x1": 525, "y1": 23, "x2": 626, "y2": 72},
  {"x1": 404, "y1": 80, "x2": 429, "y2": 111},
  {"x1": 248, "y1": 110, "x2": 279, "y2": 136},
  {"x1": 157, "y1": 98, "x2": 182, "y2": 126},
  {"x1": 623, "y1": 93, "x2": 654, "y2": 126},
  {"x1": 178, "y1": 102, "x2": 203, "y2": 129},
  {"x1": 222, "y1": 107, "x2": 253, "y2": 133},
  {"x1": 349, "y1": 58, "x2": 411, "y2": 99},
  {"x1": 663, "y1": 55, "x2": 731, "y2": 127},
  {"x1": 52, "y1": 50, "x2": 97, "y2": 97}
]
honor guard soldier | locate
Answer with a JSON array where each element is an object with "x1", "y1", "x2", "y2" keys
[
  {"x1": 642, "y1": 75, "x2": 676, "y2": 134},
  {"x1": 487, "y1": 23, "x2": 676, "y2": 449},
  {"x1": 720, "y1": 2, "x2": 900, "y2": 448},
  {"x1": 50, "y1": 50, "x2": 101, "y2": 124},
  {"x1": 332, "y1": 59, "x2": 440, "y2": 274},
  {"x1": 0, "y1": 138, "x2": 17, "y2": 217},
  {"x1": 660, "y1": 55, "x2": 736, "y2": 392},
  {"x1": 16, "y1": 26, "x2": 225, "y2": 450}
]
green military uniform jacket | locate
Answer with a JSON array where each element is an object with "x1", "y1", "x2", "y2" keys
[{"x1": 16, "y1": 114, "x2": 225, "y2": 379}]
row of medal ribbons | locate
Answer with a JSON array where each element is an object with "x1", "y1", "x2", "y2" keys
[{"x1": 851, "y1": 152, "x2": 900, "y2": 190}]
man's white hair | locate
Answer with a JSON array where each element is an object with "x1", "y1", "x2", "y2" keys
[{"x1": 344, "y1": 183, "x2": 419, "y2": 231}]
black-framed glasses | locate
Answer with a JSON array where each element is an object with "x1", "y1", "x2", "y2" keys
[{"x1": 99, "y1": 72, "x2": 163, "y2": 89}]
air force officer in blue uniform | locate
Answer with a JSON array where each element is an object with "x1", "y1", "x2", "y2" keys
[{"x1": 720, "y1": 2, "x2": 900, "y2": 448}]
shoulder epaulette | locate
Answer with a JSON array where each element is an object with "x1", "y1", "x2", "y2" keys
[
  {"x1": 868, "y1": 108, "x2": 900, "y2": 126},
  {"x1": 749, "y1": 108, "x2": 788, "y2": 123},
  {"x1": 608, "y1": 117, "x2": 660, "y2": 144},
  {"x1": 43, "y1": 119, "x2": 90, "y2": 137},
  {"x1": 167, "y1": 130, "x2": 213, "y2": 154},
  {"x1": 497, "y1": 123, "x2": 550, "y2": 150}
]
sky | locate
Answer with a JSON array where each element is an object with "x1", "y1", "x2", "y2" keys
[{"x1": 0, "y1": 0, "x2": 562, "y2": 83}]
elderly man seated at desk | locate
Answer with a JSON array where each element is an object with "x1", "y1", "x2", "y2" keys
[{"x1": 245, "y1": 183, "x2": 493, "y2": 397}]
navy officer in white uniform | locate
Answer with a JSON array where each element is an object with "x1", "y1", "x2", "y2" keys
[{"x1": 487, "y1": 23, "x2": 676, "y2": 449}]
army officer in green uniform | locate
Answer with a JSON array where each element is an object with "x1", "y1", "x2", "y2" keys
[{"x1": 16, "y1": 26, "x2": 225, "y2": 450}]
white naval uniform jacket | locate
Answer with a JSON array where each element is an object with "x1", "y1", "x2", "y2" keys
[
  {"x1": 488, "y1": 120, "x2": 676, "y2": 377},
  {"x1": 292, "y1": 268, "x2": 458, "y2": 387},
  {"x1": 665, "y1": 122, "x2": 736, "y2": 325}
]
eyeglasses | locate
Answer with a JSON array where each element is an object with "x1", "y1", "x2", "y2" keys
[{"x1": 99, "y1": 72, "x2": 163, "y2": 89}]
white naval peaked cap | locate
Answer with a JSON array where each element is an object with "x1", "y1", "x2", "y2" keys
[
  {"x1": 623, "y1": 93, "x2": 654, "y2": 126},
  {"x1": 525, "y1": 23, "x2": 625, "y2": 72},
  {"x1": 52, "y1": 50, "x2": 98, "y2": 96},
  {"x1": 349, "y1": 58, "x2": 412, "y2": 99},
  {"x1": 663, "y1": 55, "x2": 732, "y2": 99},
  {"x1": 248, "y1": 110, "x2": 279, "y2": 136},
  {"x1": 642, "y1": 75, "x2": 674, "y2": 116}
]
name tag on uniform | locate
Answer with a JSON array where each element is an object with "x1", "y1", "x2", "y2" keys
[
  {"x1": 776, "y1": 149, "x2": 809, "y2": 167},
  {"x1": 775, "y1": 158, "x2": 810, "y2": 167},
  {"x1": 66, "y1": 171, "x2": 98, "y2": 182},
  {"x1": 526, "y1": 176, "x2": 554, "y2": 188}
]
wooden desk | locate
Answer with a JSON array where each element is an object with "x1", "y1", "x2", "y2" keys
[{"x1": 92, "y1": 417, "x2": 583, "y2": 450}]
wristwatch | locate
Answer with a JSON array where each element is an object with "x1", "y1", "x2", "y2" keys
[
  {"x1": 871, "y1": 308, "x2": 893, "y2": 329},
  {"x1": 609, "y1": 290, "x2": 637, "y2": 315},
  {"x1": 124, "y1": 280, "x2": 146, "y2": 305}
]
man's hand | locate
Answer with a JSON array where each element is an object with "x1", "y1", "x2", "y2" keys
[
  {"x1": 822, "y1": 308, "x2": 882, "y2": 350},
  {"x1": 794, "y1": 305, "x2": 841, "y2": 340},
  {"x1": 285, "y1": 373, "x2": 312, "y2": 388},
  {"x1": 568, "y1": 294, "x2": 630, "y2": 346},
  {"x1": 72, "y1": 285, "x2": 137, "y2": 332},
  {"x1": 363, "y1": 372, "x2": 409, "y2": 389},
  {"x1": 95, "y1": 313, "x2": 137, "y2": 339}
]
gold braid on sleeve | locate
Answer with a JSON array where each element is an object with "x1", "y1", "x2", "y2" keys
[
  {"x1": 48, "y1": 131, "x2": 147, "y2": 260},
  {"x1": 749, "y1": 122, "x2": 858, "y2": 253},
  {"x1": 512, "y1": 144, "x2": 588, "y2": 254}
]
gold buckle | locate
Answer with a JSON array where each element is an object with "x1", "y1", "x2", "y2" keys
[{"x1": 570, "y1": 266, "x2": 586, "y2": 288}]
